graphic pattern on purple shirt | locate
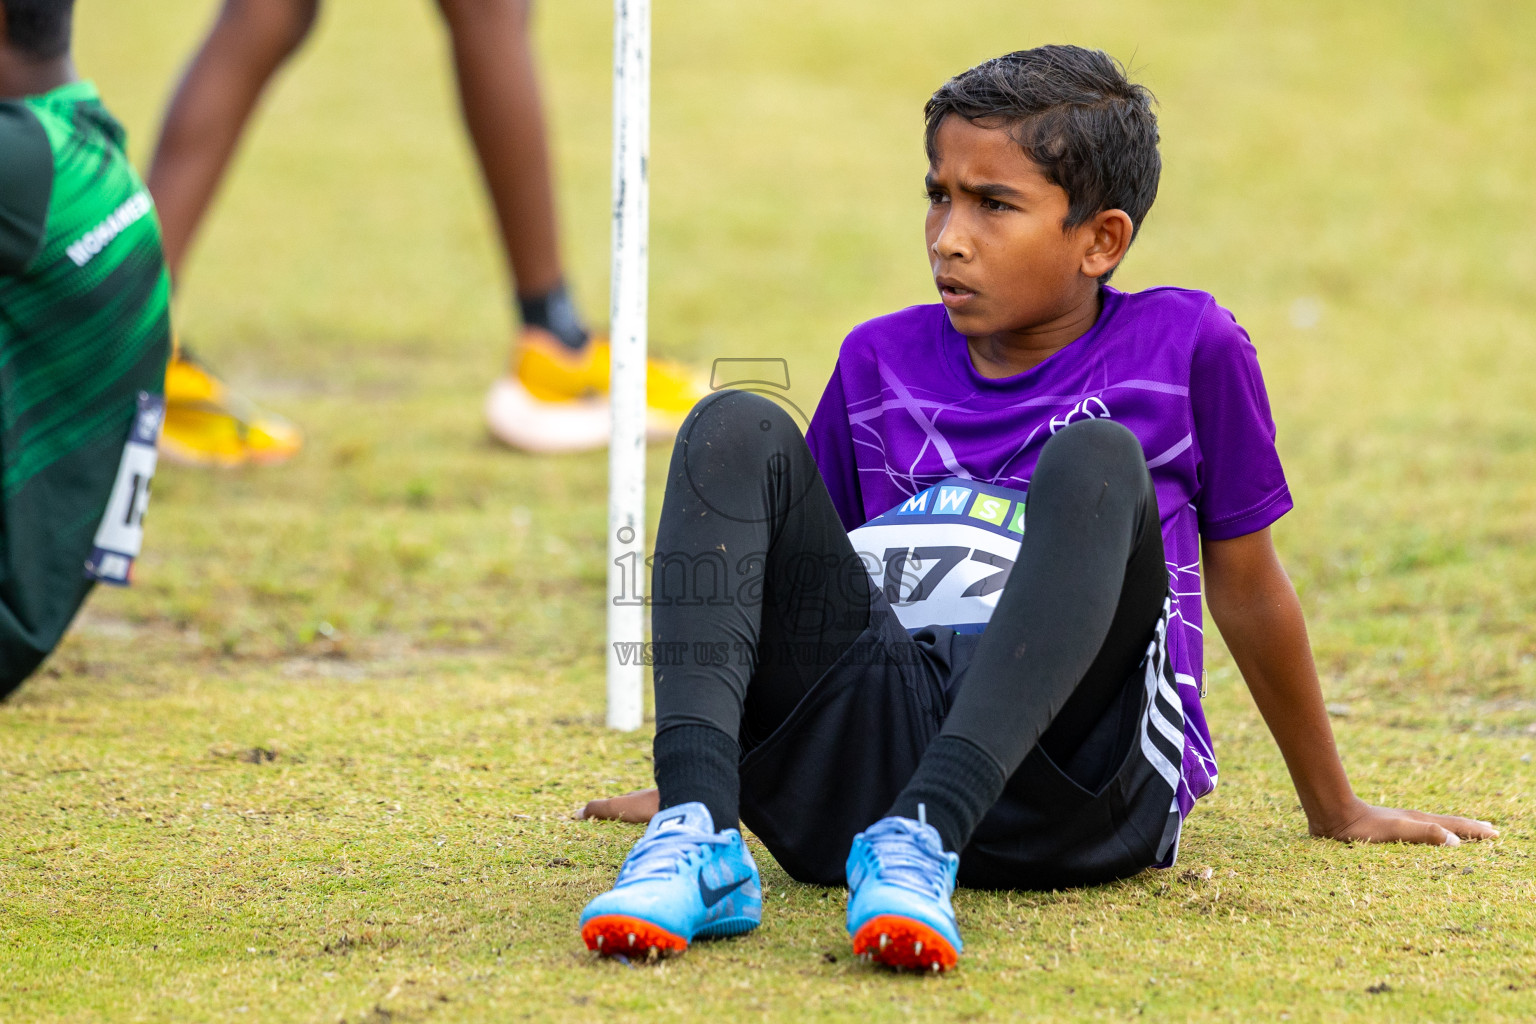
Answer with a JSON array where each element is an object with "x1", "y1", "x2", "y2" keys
[{"x1": 806, "y1": 286, "x2": 1293, "y2": 817}]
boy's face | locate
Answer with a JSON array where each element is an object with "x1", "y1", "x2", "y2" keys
[{"x1": 924, "y1": 115, "x2": 1103, "y2": 340}]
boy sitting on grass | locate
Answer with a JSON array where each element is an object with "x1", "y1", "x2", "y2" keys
[
  {"x1": 0, "y1": 0, "x2": 171, "y2": 697},
  {"x1": 577, "y1": 46, "x2": 1495, "y2": 971}
]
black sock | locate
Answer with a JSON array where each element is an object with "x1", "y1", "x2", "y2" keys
[
  {"x1": 517, "y1": 281, "x2": 590, "y2": 350},
  {"x1": 653, "y1": 723, "x2": 740, "y2": 832},
  {"x1": 886, "y1": 734, "x2": 1007, "y2": 854}
]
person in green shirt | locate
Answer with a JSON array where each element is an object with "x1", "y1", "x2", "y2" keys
[{"x1": 0, "y1": 0, "x2": 171, "y2": 698}]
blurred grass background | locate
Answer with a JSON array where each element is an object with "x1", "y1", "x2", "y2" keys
[{"x1": 2, "y1": 0, "x2": 1534, "y2": 1020}]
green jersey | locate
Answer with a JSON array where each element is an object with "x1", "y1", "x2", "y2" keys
[{"x1": 0, "y1": 80, "x2": 170, "y2": 694}]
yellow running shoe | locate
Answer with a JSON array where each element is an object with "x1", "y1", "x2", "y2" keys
[
  {"x1": 485, "y1": 327, "x2": 707, "y2": 453},
  {"x1": 160, "y1": 345, "x2": 303, "y2": 467}
]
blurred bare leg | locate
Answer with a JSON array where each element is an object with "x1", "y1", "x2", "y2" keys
[
  {"x1": 458, "y1": 0, "x2": 704, "y2": 452},
  {"x1": 435, "y1": 0, "x2": 563, "y2": 300},
  {"x1": 146, "y1": 0, "x2": 321, "y2": 280},
  {"x1": 148, "y1": 0, "x2": 316, "y2": 467}
]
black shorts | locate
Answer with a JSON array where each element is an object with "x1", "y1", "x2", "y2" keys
[{"x1": 738, "y1": 591, "x2": 1185, "y2": 890}]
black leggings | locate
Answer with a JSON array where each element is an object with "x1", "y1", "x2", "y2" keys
[{"x1": 652, "y1": 390, "x2": 1166, "y2": 849}]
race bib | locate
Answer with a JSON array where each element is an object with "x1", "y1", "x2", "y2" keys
[
  {"x1": 84, "y1": 391, "x2": 163, "y2": 586},
  {"x1": 848, "y1": 478, "x2": 1026, "y2": 633}
]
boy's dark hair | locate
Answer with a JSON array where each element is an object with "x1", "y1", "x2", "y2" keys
[
  {"x1": 926, "y1": 46, "x2": 1160, "y2": 281},
  {"x1": 1, "y1": 0, "x2": 75, "y2": 59}
]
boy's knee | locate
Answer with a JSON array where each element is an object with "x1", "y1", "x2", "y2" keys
[
  {"x1": 1032, "y1": 418, "x2": 1147, "y2": 494},
  {"x1": 679, "y1": 390, "x2": 799, "y2": 453},
  {"x1": 672, "y1": 390, "x2": 809, "y2": 492}
]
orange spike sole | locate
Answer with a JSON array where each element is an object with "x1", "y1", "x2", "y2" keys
[
  {"x1": 852, "y1": 914, "x2": 959, "y2": 972},
  {"x1": 582, "y1": 915, "x2": 688, "y2": 958}
]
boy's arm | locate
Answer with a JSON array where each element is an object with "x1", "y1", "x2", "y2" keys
[
  {"x1": 1202, "y1": 527, "x2": 1497, "y2": 845},
  {"x1": 0, "y1": 102, "x2": 54, "y2": 276}
]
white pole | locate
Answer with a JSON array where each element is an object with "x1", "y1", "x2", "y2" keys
[{"x1": 606, "y1": 0, "x2": 649, "y2": 731}]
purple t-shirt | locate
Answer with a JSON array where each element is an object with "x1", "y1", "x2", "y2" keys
[{"x1": 806, "y1": 285, "x2": 1292, "y2": 816}]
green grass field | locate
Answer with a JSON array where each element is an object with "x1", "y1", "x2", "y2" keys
[{"x1": 4, "y1": 0, "x2": 1535, "y2": 1020}]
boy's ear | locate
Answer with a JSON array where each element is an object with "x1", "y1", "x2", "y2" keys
[{"x1": 1080, "y1": 209, "x2": 1135, "y2": 280}]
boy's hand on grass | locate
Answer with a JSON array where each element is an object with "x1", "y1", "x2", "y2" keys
[
  {"x1": 1309, "y1": 798, "x2": 1498, "y2": 846},
  {"x1": 577, "y1": 787, "x2": 659, "y2": 823},
  {"x1": 1204, "y1": 531, "x2": 1501, "y2": 852}
]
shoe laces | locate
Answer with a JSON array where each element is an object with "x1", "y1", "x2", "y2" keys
[
  {"x1": 618, "y1": 828, "x2": 730, "y2": 885},
  {"x1": 861, "y1": 817, "x2": 950, "y2": 903}
]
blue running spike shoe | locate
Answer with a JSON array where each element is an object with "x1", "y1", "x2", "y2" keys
[
  {"x1": 845, "y1": 806, "x2": 963, "y2": 971},
  {"x1": 580, "y1": 801, "x2": 762, "y2": 958}
]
